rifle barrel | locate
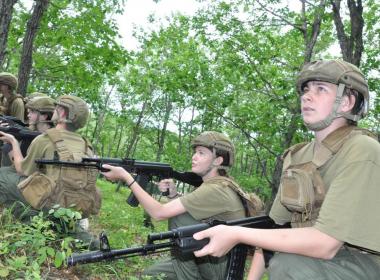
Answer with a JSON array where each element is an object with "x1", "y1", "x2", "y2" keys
[{"x1": 67, "y1": 241, "x2": 175, "y2": 266}]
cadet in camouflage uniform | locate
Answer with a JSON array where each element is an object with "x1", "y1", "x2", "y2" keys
[
  {"x1": 102, "y1": 131, "x2": 249, "y2": 280},
  {"x1": 192, "y1": 60, "x2": 380, "y2": 280},
  {"x1": 1, "y1": 94, "x2": 55, "y2": 167},
  {"x1": 0, "y1": 72, "x2": 25, "y2": 121},
  {"x1": 0, "y1": 73, "x2": 25, "y2": 166},
  {"x1": 25, "y1": 94, "x2": 55, "y2": 133},
  {"x1": 0, "y1": 95, "x2": 100, "y2": 221}
]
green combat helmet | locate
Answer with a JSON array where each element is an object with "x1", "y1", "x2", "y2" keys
[
  {"x1": 0, "y1": 72, "x2": 18, "y2": 91},
  {"x1": 191, "y1": 131, "x2": 235, "y2": 168},
  {"x1": 296, "y1": 59, "x2": 369, "y2": 131},
  {"x1": 55, "y1": 95, "x2": 89, "y2": 129},
  {"x1": 26, "y1": 95, "x2": 55, "y2": 113},
  {"x1": 25, "y1": 92, "x2": 47, "y2": 104}
]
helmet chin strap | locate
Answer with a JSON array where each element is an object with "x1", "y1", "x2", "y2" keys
[{"x1": 305, "y1": 83, "x2": 347, "y2": 131}]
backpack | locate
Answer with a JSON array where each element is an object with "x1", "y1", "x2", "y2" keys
[
  {"x1": 18, "y1": 129, "x2": 101, "y2": 217},
  {"x1": 46, "y1": 129, "x2": 101, "y2": 217},
  {"x1": 211, "y1": 176, "x2": 264, "y2": 217}
]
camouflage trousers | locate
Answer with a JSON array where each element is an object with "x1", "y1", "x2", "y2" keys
[
  {"x1": 142, "y1": 213, "x2": 228, "y2": 280},
  {"x1": 1, "y1": 143, "x2": 13, "y2": 167},
  {"x1": 268, "y1": 246, "x2": 380, "y2": 280},
  {"x1": 0, "y1": 166, "x2": 35, "y2": 218}
]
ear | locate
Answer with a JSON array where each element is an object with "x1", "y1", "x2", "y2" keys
[
  {"x1": 340, "y1": 95, "x2": 355, "y2": 113},
  {"x1": 213, "y1": 156, "x2": 224, "y2": 167},
  {"x1": 58, "y1": 106, "x2": 68, "y2": 118}
]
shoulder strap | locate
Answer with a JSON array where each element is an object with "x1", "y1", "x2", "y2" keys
[
  {"x1": 313, "y1": 125, "x2": 374, "y2": 168},
  {"x1": 282, "y1": 142, "x2": 309, "y2": 170},
  {"x1": 45, "y1": 128, "x2": 73, "y2": 160},
  {"x1": 211, "y1": 176, "x2": 263, "y2": 217},
  {"x1": 82, "y1": 137, "x2": 93, "y2": 156},
  {"x1": 283, "y1": 126, "x2": 373, "y2": 170}
]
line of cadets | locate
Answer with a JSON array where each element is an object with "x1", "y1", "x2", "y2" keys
[{"x1": 0, "y1": 58, "x2": 379, "y2": 280}]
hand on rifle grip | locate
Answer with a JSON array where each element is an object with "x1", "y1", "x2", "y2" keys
[
  {"x1": 101, "y1": 164, "x2": 126, "y2": 182},
  {"x1": 158, "y1": 179, "x2": 176, "y2": 197}
]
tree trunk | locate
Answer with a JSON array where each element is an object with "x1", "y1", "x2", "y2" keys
[
  {"x1": 176, "y1": 107, "x2": 184, "y2": 155},
  {"x1": 115, "y1": 123, "x2": 124, "y2": 156},
  {"x1": 330, "y1": 0, "x2": 364, "y2": 66},
  {"x1": 17, "y1": 0, "x2": 49, "y2": 96},
  {"x1": 93, "y1": 86, "x2": 114, "y2": 152},
  {"x1": 156, "y1": 93, "x2": 172, "y2": 162},
  {"x1": 0, "y1": 0, "x2": 17, "y2": 68},
  {"x1": 124, "y1": 99, "x2": 147, "y2": 158},
  {"x1": 302, "y1": 0, "x2": 327, "y2": 63},
  {"x1": 270, "y1": 109, "x2": 300, "y2": 201},
  {"x1": 269, "y1": 1, "x2": 327, "y2": 202},
  {"x1": 187, "y1": 106, "x2": 196, "y2": 158},
  {"x1": 107, "y1": 124, "x2": 120, "y2": 157}
]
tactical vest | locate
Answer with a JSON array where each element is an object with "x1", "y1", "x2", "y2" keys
[
  {"x1": 207, "y1": 176, "x2": 264, "y2": 217},
  {"x1": 18, "y1": 128, "x2": 101, "y2": 217},
  {"x1": 280, "y1": 125, "x2": 377, "y2": 228}
]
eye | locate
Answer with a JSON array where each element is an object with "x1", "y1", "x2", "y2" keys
[{"x1": 301, "y1": 86, "x2": 309, "y2": 95}]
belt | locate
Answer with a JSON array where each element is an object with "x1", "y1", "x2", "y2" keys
[{"x1": 344, "y1": 244, "x2": 380, "y2": 257}]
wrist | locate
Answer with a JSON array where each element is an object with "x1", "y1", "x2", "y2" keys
[{"x1": 124, "y1": 173, "x2": 134, "y2": 186}]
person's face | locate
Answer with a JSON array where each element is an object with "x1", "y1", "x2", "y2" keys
[
  {"x1": 191, "y1": 146, "x2": 215, "y2": 175},
  {"x1": 51, "y1": 105, "x2": 64, "y2": 123},
  {"x1": 301, "y1": 81, "x2": 338, "y2": 125},
  {"x1": 27, "y1": 109, "x2": 39, "y2": 123},
  {"x1": 0, "y1": 84, "x2": 10, "y2": 96}
]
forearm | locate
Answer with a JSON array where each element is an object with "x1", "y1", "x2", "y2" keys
[
  {"x1": 10, "y1": 139, "x2": 24, "y2": 174},
  {"x1": 247, "y1": 249, "x2": 266, "y2": 280},
  {"x1": 236, "y1": 226, "x2": 342, "y2": 259},
  {"x1": 121, "y1": 173, "x2": 163, "y2": 219}
]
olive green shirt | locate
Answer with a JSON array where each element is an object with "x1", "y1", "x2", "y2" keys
[
  {"x1": 8, "y1": 96, "x2": 25, "y2": 122},
  {"x1": 20, "y1": 128, "x2": 92, "y2": 178},
  {"x1": 270, "y1": 133, "x2": 380, "y2": 253},
  {"x1": 180, "y1": 176, "x2": 246, "y2": 222}
]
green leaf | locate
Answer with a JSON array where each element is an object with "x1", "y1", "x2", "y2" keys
[
  {"x1": 54, "y1": 252, "x2": 64, "y2": 268},
  {"x1": 46, "y1": 247, "x2": 55, "y2": 257},
  {"x1": 0, "y1": 267, "x2": 9, "y2": 277}
]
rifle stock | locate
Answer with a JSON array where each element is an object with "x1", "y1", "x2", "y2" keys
[
  {"x1": 35, "y1": 157, "x2": 203, "y2": 207},
  {"x1": 67, "y1": 215, "x2": 288, "y2": 280}
]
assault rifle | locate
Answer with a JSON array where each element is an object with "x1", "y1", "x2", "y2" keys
[
  {"x1": 0, "y1": 115, "x2": 28, "y2": 128},
  {"x1": 0, "y1": 118, "x2": 40, "y2": 156},
  {"x1": 67, "y1": 215, "x2": 288, "y2": 280},
  {"x1": 0, "y1": 125, "x2": 40, "y2": 141},
  {"x1": 35, "y1": 157, "x2": 203, "y2": 207}
]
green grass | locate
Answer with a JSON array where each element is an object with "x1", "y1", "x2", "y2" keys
[
  {"x1": 0, "y1": 179, "x2": 267, "y2": 279},
  {"x1": 70, "y1": 179, "x2": 168, "y2": 279}
]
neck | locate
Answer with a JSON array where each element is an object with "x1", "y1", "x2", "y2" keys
[
  {"x1": 37, "y1": 123, "x2": 52, "y2": 133},
  {"x1": 55, "y1": 122, "x2": 67, "y2": 130},
  {"x1": 201, "y1": 168, "x2": 219, "y2": 181},
  {"x1": 313, "y1": 118, "x2": 348, "y2": 144}
]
